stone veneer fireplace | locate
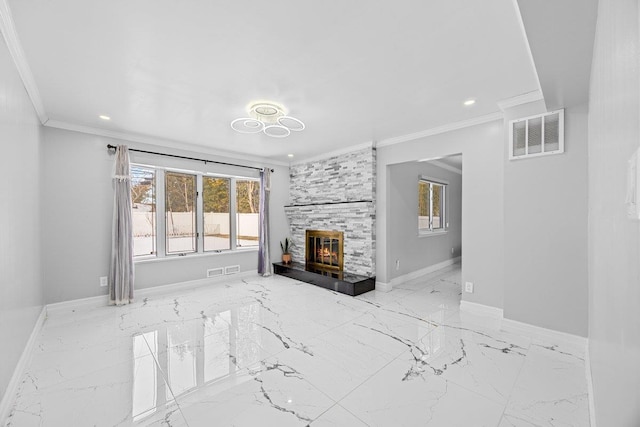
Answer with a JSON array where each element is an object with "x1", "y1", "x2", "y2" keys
[{"x1": 284, "y1": 146, "x2": 376, "y2": 278}]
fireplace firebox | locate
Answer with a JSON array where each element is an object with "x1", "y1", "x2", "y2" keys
[{"x1": 306, "y1": 230, "x2": 343, "y2": 272}]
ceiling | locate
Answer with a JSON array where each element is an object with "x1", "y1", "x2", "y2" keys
[
  {"x1": 7, "y1": 0, "x2": 540, "y2": 162},
  {"x1": 436, "y1": 154, "x2": 463, "y2": 170},
  {"x1": 516, "y1": 0, "x2": 598, "y2": 111}
]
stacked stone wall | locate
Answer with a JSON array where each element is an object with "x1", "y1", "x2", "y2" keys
[{"x1": 285, "y1": 147, "x2": 376, "y2": 276}]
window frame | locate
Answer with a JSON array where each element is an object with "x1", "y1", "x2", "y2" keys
[
  {"x1": 235, "y1": 178, "x2": 261, "y2": 248},
  {"x1": 418, "y1": 176, "x2": 448, "y2": 235},
  {"x1": 164, "y1": 170, "x2": 198, "y2": 255},
  {"x1": 130, "y1": 165, "x2": 158, "y2": 258},
  {"x1": 131, "y1": 163, "x2": 260, "y2": 261},
  {"x1": 202, "y1": 176, "x2": 232, "y2": 252}
]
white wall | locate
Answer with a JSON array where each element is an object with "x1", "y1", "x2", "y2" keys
[
  {"x1": 503, "y1": 105, "x2": 589, "y2": 336},
  {"x1": 377, "y1": 119, "x2": 505, "y2": 308},
  {"x1": 41, "y1": 127, "x2": 289, "y2": 303},
  {"x1": 588, "y1": 0, "x2": 640, "y2": 424},
  {"x1": 388, "y1": 160, "x2": 462, "y2": 280},
  {"x1": 0, "y1": 33, "x2": 44, "y2": 400}
]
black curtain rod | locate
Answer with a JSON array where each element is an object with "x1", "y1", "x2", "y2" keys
[{"x1": 106, "y1": 144, "x2": 274, "y2": 173}]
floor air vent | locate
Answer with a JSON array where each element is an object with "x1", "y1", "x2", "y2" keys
[{"x1": 225, "y1": 265, "x2": 241, "y2": 275}]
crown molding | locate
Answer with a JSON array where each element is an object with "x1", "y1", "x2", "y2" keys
[
  {"x1": 429, "y1": 159, "x2": 462, "y2": 175},
  {"x1": 377, "y1": 112, "x2": 503, "y2": 148},
  {"x1": 44, "y1": 120, "x2": 289, "y2": 167},
  {"x1": 0, "y1": 0, "x2": 48, "y2": 124},
  {"x1": 497, "y1": 90, "x2": 544, "y2": 111},
  {"x1": 291, "y1": 141, "x2": 375, "y2": 165}
]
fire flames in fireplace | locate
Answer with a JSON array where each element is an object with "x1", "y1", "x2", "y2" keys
[{"x1": 316, "y1": 247, "x2": 338, "y2": 263}]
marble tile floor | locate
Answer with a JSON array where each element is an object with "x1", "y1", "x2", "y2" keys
[{"x1": 4, "y1": 264, "x2": 590, "y2": 426}]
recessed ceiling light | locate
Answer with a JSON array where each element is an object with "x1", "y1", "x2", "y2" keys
[
  {"x1": 99, "y1": 115, "x2": 111, "y2": 120},
  {"x1": 463, "y1": 99, "x2": 476, "y2": 106},
  {"x1": 287, "y1": 154, "x2": 294, "y2": 158}
]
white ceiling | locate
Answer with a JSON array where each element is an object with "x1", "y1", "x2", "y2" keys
[
  {"x1": 436, "y1": 154, "x2": 463, "y2": 170},
  {"x1": 516, "y1": 0, "x2": 598, "y2": 111},
  {"x1": 7, "y1": 0, "x2": 540, "y2": 161}
]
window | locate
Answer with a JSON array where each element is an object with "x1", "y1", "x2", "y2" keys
[
  {"x1": 236, "y1": 180, "x2": 260, "y2": 247},
  {"x1": 131, "y1": 163, "x2": 260, "y2": 259},
  {"x1": 131, "y1": 166, "x2": 156, "y2": 257},
  {"x1": 418, "y1": 179, "x2": 447, "y2": 233},
  {"x1": 203, "y1": 177, "x2": 231, "y2": 251},
  {"x1": 165, "y1": 172, "x2": 197, "y2": 254}
]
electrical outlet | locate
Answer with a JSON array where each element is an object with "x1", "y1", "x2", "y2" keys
[
  {"x1": 464, "y1": 281, "x2": 474, "y2": 293},
  {"x1": 395, "y1": 260, "x2": 400, "y2": 270},
  {"x1": 99, "y1": 276, "x2": 108, "y2": 287}
]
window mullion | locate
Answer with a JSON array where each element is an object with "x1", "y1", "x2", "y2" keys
[
  {"x1": 443, "y1": 186, "x2": 447, "y2": 229},
  {"x1": 525, "y1": 120, "x2": 529, "y2": 156},
  {"x1": 196, "y1": 174, "x2": 204, "y2": 254},
  {"x1": 156, "y1": 169, "x2": 167, "y2": 257},
  {"x1": 429, "y1": 183, "x2": 434, "y2": 231}
]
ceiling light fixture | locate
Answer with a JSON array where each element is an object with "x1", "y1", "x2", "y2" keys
[
  {"x1": 287, "y1": 154, "x2": 294, "y2": 158},
  {"x1": 463, "y1": 99, "x2": 476, "y2": 106},
  {"x1": 231, "y1": 102, "x2": 304, "y2": 138},
  {"x1": 99, "y1": 115, "x2": 111, "y2": 120}
]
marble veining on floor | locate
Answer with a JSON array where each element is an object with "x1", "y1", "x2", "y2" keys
[{"x1": 4, "y1": 265, "x2": 590, "y2": 426}]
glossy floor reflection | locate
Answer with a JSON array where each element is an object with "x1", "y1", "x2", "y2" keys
[{"x1": 4, "y1": 265, "x2": 590, "y2": 426}]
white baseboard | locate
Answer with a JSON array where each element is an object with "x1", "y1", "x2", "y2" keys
[
  {"x1": 136, "y1": 270, "x2": 257, "y2": 299},
  {"x1": 460, "y1": 300, "x2": 504, "y2": 319},
  {"x1": 386, "y1": 257, "x2": 461, "y2": 291},
  {"x1": 501, "y1": 318, "x2": 588, "y2": 350},
  {"x1": 47, "y1": 269, "x2": 259, "y2": 314},
  {"x1": 375, "y1": 281, "x2": 392, "y2": 293},
  {"x1": 0, "y1": 306, "x2": 47, "y2": 424},
  {"x1": 46, "y1": 293, "x2": 109, "y2": 313},
  {"x1": 585, "y1": 343, "x2": 597, "y2": 427}
]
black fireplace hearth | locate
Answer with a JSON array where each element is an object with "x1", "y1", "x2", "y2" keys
[{"x1": 272, "y1": 262, "x2": 375, "y2": 296}]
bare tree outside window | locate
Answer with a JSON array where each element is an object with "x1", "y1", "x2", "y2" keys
[
  {"x1": 165, "y1": 172, "x2": 196, "y2": 253},
  {"x1": 130, "y1": 165, "x2": 262, "y2": 257},
  {"x1": 203, "y1": 177, "x2": 231, "y2": 251},
  {"x1": 418, "y1": 179, "x2": 446, "y2": 232}
]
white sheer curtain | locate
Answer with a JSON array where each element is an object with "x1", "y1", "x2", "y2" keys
[
  {"x1": 109, "y1": 145, "x2": 134, "y2": 305},
  {"x1": 258, "y1": 168, "x2": 271, "y2": 276}
]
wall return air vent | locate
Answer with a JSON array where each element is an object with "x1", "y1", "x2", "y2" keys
[
  {"x1": 509, "y1": 109, "x2": 564, "y2": 160},
  {"x1": 206, "y1": 268, "x2": 224, "y2": 278},
  {"x1": 225, "y1": 265, "x2": 241, "y2": 275}
]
